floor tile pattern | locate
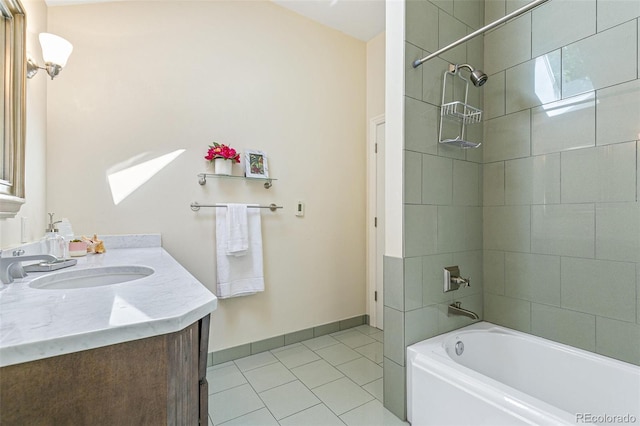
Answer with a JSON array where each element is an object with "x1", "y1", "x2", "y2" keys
[{"x1": 207, "y1": 325, "x2": 407, "y2": 425}]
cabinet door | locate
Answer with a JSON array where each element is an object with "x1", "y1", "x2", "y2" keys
[
  {"x1": 1, "y1": 334, "x2": 169, "y2": 425},
  {"x1": 0, "y1": 318, "x2": 209, "y2": 425}
]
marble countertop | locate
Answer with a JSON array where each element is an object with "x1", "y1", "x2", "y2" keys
[{"x1": 0, "y1": 236, "x2": 217, "y2": 367}]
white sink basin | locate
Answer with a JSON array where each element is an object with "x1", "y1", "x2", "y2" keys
[{"x1": 29, "y1": 266, "x2": 155, "y2": 290}]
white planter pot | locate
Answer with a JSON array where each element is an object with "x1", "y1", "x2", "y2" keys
[{"x1": 213, "y1": 158, "x2": 233, "y2": 175}]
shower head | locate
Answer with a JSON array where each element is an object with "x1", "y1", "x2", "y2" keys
[
  {"x1": 450, "y1": 63, "x2": 488, "y2": 87},
  {"x1": 470, "y1": 69, "x2": 488, "y2": 87}
]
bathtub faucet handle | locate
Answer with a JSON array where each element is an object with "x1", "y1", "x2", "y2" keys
[
  {"x1": 452, "y1": 276, "x2": 470, "y2": 287},
  {"x1": 444, "y1": 266, "x2": 470, "y2": 292}
]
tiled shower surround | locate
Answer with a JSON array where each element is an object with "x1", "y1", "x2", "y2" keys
[
  {"x1": 384, "y1": 0, "x2": 640, "y2": 420},
  {"x1": 481, "y1": 1, "x2": 639, "y2": 366}
]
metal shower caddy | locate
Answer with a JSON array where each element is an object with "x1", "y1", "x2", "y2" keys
[{"x1": 439, "y1": 64, "x2": 483, "y2": 149}]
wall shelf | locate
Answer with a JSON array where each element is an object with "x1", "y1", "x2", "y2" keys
[
  {"x1": 197, "y1": 173, "x2": 276, "y2": 189},
  {"x1": 441, "y1": 101, "x2": 482, "y2": 125}
]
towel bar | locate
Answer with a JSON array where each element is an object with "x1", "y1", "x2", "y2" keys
[{"x1": 190, "y1": 202, "x2": 282, "y2": 212}]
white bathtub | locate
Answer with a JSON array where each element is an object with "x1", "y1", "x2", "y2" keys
[{"x1": 407, "y1": 322, "x2": 640, "y2": 425}]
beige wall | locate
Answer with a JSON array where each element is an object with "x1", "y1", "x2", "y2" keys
[
  {"x1": 0, "y1": 0, "x2": 48, "y2": 248},
  {"x1": 46, "y1": 1, "x2": 368, "y2": 351},
  {"x1": 366, "y1": 32, "x2": 385, "y2": 122}
]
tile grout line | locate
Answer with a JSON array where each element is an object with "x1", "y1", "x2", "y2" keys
[
  {"x1": 306, "y1": 374, "x2": 345, "y2": 391},
  {"x1": 308, "y1": 375, "x2": 376, "y2": 419},
  {"x1": 236, "y1": 362, "x2": 282, "y2": 425},
  {"x1": 207, "y1": 380, "x2": 246, "y2": 396},
  {"x1": 338, "y1": 398, "x2": 379, "y2": 421},
  {"x1": 213, "y1": 406, "x2": 265, "y2": 426},
  {"x1": 275, "y1": 402, "x2": 347, "y2": 426}
]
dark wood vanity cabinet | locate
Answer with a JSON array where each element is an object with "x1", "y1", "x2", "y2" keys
[{"x1": 0, "y1": 314, "x2": 211, "y2": 425}]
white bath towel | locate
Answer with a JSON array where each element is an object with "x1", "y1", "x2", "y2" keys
[
  {"x1": 215, "y1": 205, "x2": 265, "y2": 298},
  {"x1": 226, "y1": 204, "x2": 248, "y2": 256}
]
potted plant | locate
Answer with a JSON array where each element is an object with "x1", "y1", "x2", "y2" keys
[
  {"x1": 205, "y1": 142, "x2": 240, "y2": 175},
  {"x1": 68, "y1": 239, "x2": 88, "y2": 257}
]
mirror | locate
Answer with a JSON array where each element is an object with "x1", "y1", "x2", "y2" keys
[{"x1": 0, "y1": 0, "x2": 26, "y2": 219}]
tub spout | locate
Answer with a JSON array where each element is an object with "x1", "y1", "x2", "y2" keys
[{"x1": 448, "y1": 302, "x2": 479, "y2": 320}]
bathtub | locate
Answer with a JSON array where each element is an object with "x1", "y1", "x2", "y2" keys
[{"x1": 407, "y1": 322, "x2": 640, "y2": 425}]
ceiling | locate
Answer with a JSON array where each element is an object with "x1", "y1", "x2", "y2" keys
[
  {"x1": 44, "y1": 0, "x2": 386, "y2": 42},
  {"x1": 272, "y1": 0, "x2": 385, "y2": 41}
]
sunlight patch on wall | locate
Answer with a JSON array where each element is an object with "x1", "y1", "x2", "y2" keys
[
  {"x1": 540, "y1": 91, "x2": 595, "y2": 118},
  {"x1": 534, "y1": 55, "x2": 560, "y2": 105},
  {"x1": 535, "y1": 53, "x2": 595, "y2": 118},
  {"x1": 107, "y1": 149, "x2": 185, "y2": 205}
]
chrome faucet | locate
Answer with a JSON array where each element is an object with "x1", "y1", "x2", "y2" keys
[
  {"x1": 448, "y1": 302, "x2": 479, "y2": 320},
  {"x1": 0, "y1": 252, "x2": 57, "y2": 284}
]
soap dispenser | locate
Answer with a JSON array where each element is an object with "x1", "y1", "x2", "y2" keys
[{"x1": 41, "y1": 213, "x2": 68, "y2": 260}]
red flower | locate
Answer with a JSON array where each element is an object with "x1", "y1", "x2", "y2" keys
[{"x1": 205, "y1": 142, "x2": 241, "y2": 163}]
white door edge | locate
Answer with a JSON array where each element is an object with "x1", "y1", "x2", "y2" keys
[{"x1": 366, "y1": 114, "x2": 385, "y2": 329}]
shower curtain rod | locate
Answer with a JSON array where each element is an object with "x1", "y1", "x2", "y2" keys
[{"x1": 412, "y1": 0, "x2": 550, "y2": 68}]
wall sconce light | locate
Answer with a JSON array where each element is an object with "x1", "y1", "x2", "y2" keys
[{"x1": 26, "y1": 33, "x2": 73, "y2": 80}]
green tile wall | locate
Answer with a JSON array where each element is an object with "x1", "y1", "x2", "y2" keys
[
  {"x1": 395, "y1": 1, "x2": 640, "y2": 422},
  {"x1": 389, "y1": 0, "x2": 487, "y2": 420},
  {"x1": 482, "y1": 0, "x2": 640, "y2": 366}
]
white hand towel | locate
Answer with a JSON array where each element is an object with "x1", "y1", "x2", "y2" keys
[
  {"x1": 226, "y1": 204, "x2": 248, "y2": 256},
  {"x1": 215, "y1": 205, "x2": 265, "y2": 299}
]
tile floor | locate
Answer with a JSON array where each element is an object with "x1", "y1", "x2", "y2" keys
[{"x1": 207, "y1": 325, "x2": 408, "y2": 426}]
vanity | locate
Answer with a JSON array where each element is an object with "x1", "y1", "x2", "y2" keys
[{"x1": 0, "y1": 235, "x2": 217, "y2": 425}]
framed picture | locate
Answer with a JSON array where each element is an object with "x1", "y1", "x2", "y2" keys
[{"x1": 244, "y1": 150, "x2": 269, "y2": 179}]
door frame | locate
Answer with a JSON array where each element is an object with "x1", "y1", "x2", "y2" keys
[{"x1": 366, "y1": 114, "x2": 385, "y2": 329}]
